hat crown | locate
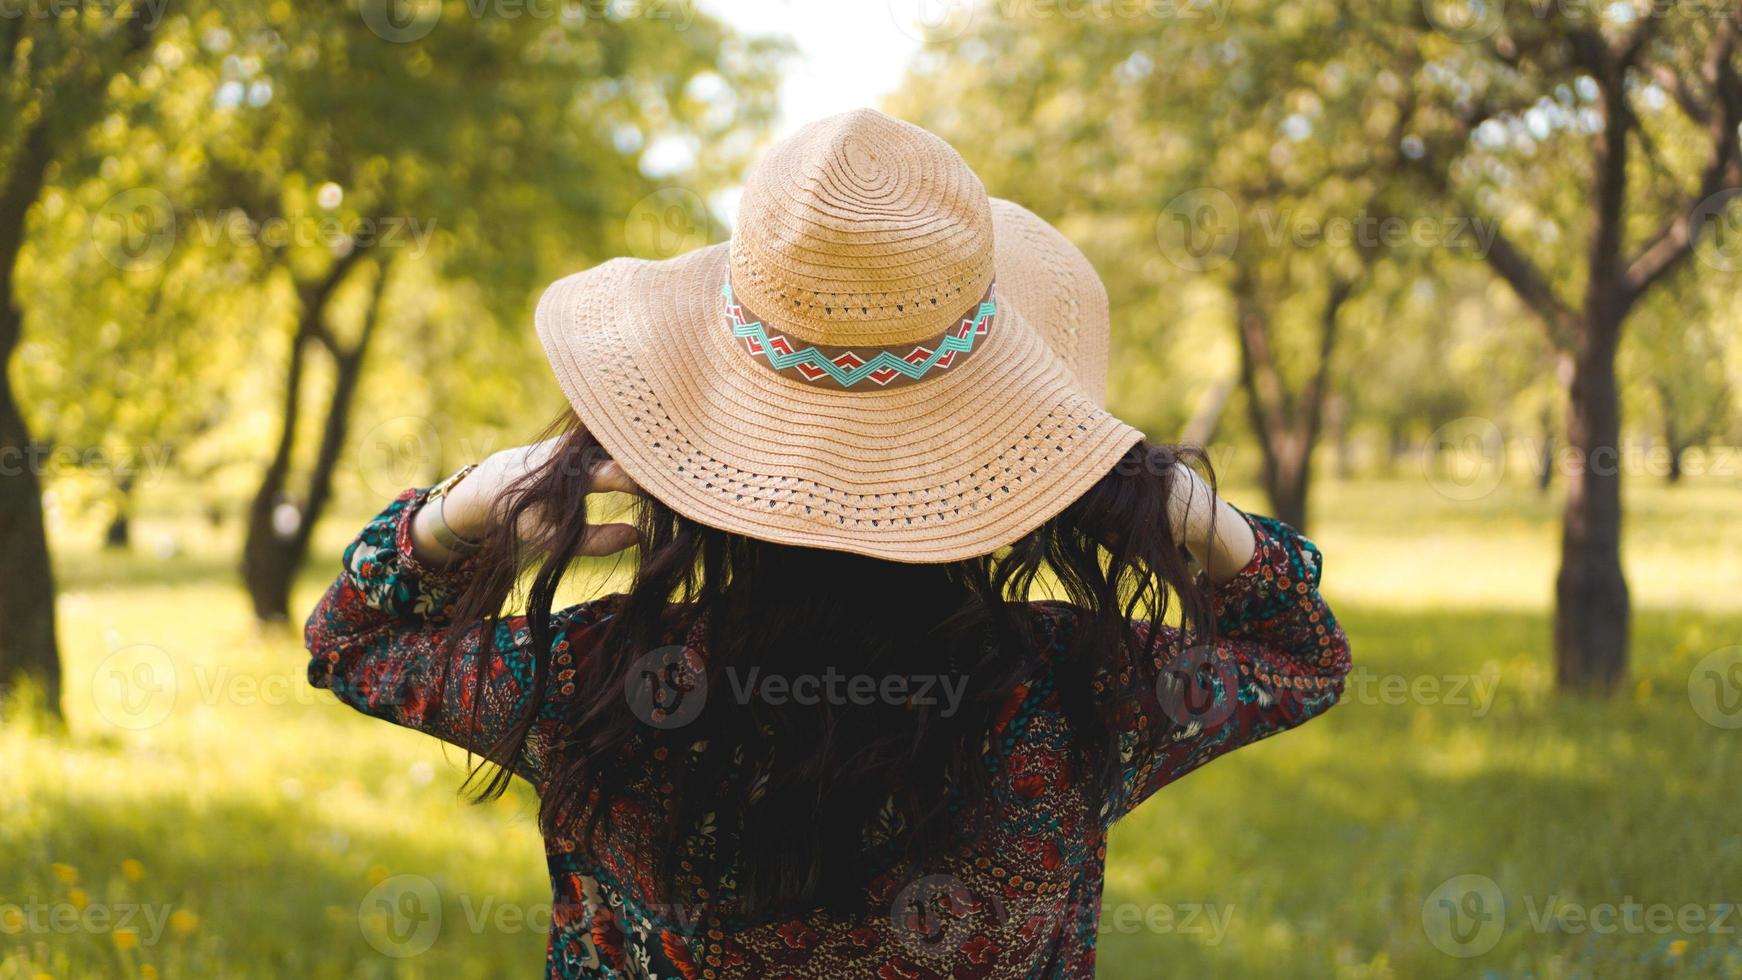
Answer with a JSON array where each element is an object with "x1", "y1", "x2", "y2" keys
[{"x1": 729, "y1": 109, "x2": 996, "y2": 347}]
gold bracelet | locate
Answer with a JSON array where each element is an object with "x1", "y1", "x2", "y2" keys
[{"x1": 425, "y1": 463, "x2": 482, "y2": 556}]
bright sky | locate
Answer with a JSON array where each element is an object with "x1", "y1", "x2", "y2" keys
[{"x1": 695, "y1": 0, "x2": 926, "y2": 140}]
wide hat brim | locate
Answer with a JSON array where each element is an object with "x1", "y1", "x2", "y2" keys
[{"x1": 535, "y1": 198, "x2": 1144, "y2": 563}]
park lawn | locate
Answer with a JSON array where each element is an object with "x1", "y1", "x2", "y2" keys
[{"x1": 3, "y1": 475, "x2": 1740, "y2": 979}]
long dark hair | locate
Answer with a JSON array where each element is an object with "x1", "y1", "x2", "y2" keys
[{"x1": 442, "y1": 411, "x2": 1217, "y2": 922}]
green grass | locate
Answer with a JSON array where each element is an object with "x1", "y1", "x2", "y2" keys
[{"x1": 4, "y1": 475, "x2": 1741, "y2": 979}]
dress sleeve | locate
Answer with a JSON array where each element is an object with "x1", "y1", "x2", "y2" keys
[
  {"x1": 1100, "y1": 510, "x2": 1352, "y2": 825},
  {"x1": 303, "y1": 488, "x2": 615, "y2": 787}
]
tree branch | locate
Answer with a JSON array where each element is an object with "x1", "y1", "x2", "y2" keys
[
  {"x1": 1398, "y1": 81, "x2": 1578, "y2": 346},
  {"x1": 1624, "y1": 16, "x2": 1742, "y2": 303}
]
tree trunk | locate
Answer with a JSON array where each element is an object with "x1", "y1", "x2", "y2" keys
[
  {"x1": 240, "y1": 255, "x2": 381, "y2": 622},
  {"x1": 1232, "y1": 275, "x2": 1349, "y2": 533},
  {"x1": 0, "y1": 297, "x2": 60, "y2": 711},
  {"x1": 1554, "y1": 315, "x2": 1630, "y2": 692},
  {"x1": 241, "y1": 323, "x2": 313, "y2": 623},
  {"x1": 0, "y1": 120, "x2": 60, "y2": 713},
  {"x1": 104, "y1": 473, "x2": 137, "y2": 549},
  {"x1": 1265, "y1": 446, "x2": 1310, "y2": 531}
]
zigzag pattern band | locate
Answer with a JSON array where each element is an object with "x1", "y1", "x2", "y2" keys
[{"x1": 724, "y1": 280, "x2": 997, "y2": 389}]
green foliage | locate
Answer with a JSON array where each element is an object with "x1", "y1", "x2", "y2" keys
[{"x1": 11, "y1": 1, "x2": 786, "y2": 521}]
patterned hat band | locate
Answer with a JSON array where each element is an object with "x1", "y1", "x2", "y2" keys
[{"x1": 724, "y1": 279, "x2": 998, "y2": 391}]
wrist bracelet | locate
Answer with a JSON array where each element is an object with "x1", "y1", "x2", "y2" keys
[{"x1": 426, "y1": 464, "x2": 483, "y2": 556}]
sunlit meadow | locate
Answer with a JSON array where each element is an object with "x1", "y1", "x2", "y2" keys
[{"x1": 4, "y1": 471, "x2": 1740, "y2": 979}]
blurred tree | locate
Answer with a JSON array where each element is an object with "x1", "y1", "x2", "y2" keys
[
  {"x1": 1398, "y1": 3, "x2": 1742, "y2": 689},
  {"x1": 176, "y1": 1, "x2": 784, "y2": 621},
  {"x1": 1625, "y1": 294, "x2": 1732, "y2": 485},
  {"x1": 891, "y1": 1, "x2": 1409, "y2": 527},
  {"x1": 0, "y1": 0, "x2": 173, "y2": 713}
]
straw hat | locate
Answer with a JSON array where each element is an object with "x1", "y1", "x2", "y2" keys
[{"x1": 535, "y1": 109, "x2": 1143, "y2": 562}]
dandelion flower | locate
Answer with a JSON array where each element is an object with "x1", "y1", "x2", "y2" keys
[
  {"x1": 113, "y1": 928, "x2": 140, "y2": 951},
  {"x1": 366, "y1": 865, "x2": 390, "y2": 886},
  {"x1": 50, "y1": 863, "x2": 77, "y2": 884},
  {"x1": 2, "y1": 907, "x2": 26, "y2": 933},
  {"x1": 1668, "y1": 939, "x2": 1688, "y2": 958},
  {"x1": 141, "y1": 967, "x2": 160, "y2": 980},
  {"x1": 169, "y1": 910, "x2": 200, "y2": 938},
  {"x1": 68, "y1": 888, "x2": 89, "y2": 911},
  {"x1": 121, "y1": 859, "x2": 145, "y2": 882}
]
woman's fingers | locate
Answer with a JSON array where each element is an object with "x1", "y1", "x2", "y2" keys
[
  {"x1": 578, "y1": 522, "x2": 641, "y2": 556},
  {"x1": 586, "y1": 458, "x2": 644, "y2": 496}
]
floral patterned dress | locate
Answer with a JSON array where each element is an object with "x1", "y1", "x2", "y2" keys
[{"x1": 305, "y1": 488, "x2": 1351, "y2": 979}]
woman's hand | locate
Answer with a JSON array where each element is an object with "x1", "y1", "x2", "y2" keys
[
  {"x1": 410, "y1": 434, "x2": 644, "y2": 566},
  {"x1": 1166, "y1": 462, "x2": 1257, "y2": 585}
]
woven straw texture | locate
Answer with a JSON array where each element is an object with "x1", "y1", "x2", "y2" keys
[{"x1": 535, "y1": 109, "x2": 1142, "y2": 562}]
